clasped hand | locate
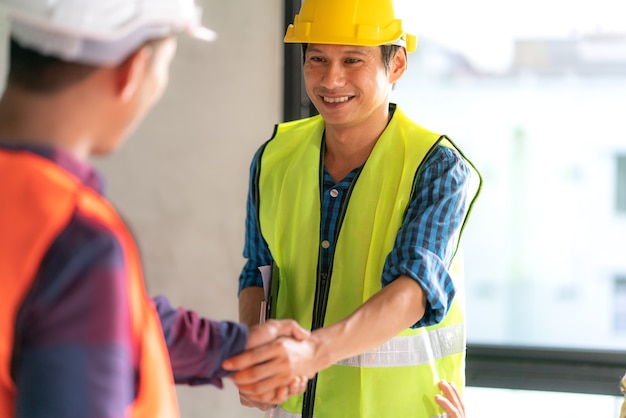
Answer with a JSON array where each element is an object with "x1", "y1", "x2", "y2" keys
[{"x1": 222, "y1": 319, "x2": 317, "y2": 411}]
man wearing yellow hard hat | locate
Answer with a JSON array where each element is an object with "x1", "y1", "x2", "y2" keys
[
  {"x1": 0, "y1": 0, "x2": 311, "y2": 416},
  {"x1": 225, "y1": 0, "x2": 482, "y2": 417}
]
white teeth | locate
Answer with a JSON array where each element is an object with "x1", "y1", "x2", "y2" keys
[{"x1": 323, "y1": 96, "x2": 350, "y2": 103}]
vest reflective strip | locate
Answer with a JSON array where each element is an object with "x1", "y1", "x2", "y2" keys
[
  {"x1": 336, "y1": 323, "x2": 464, "y2": 368},
  {"x1": 266, "y1": 405, "x2": 449, "y2": 418}
]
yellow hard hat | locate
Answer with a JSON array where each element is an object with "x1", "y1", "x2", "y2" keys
[{"x1": 284, "y1": 0, "x2": 417, "y2": 52}]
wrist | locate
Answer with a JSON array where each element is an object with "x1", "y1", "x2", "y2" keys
[{"x1": 309, "y1": 329, "x2": 337, "y2": 372}]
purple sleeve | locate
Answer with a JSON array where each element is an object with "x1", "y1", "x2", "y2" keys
[
  {"x1": 153, "y1": 295, "x2": 249, "y2": 387},
  {"x1": 13, "y1": 211, "x2": 134, "y2": 418}
]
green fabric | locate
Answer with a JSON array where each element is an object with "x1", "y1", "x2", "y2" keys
[{"x1": 258, "y1": 106, "x2": 476, "y2": 418}]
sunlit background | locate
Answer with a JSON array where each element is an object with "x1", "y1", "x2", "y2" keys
[{"x1": 393, "y1": 0, "x2": 626, "y2": 415}]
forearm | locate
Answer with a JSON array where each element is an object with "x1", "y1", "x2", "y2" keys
[
  {"x1": 239, "y1": 286, "x2": 265, "y2": 328},
  {"x1": 309, "y1": 275, "x2": 426, "y2": 371},
  {"x1": 154, "y1": 295, "x2": 248, "y2": 385},
  {"x1": 222, "y1": 275, "x2": 427, "y2": 398}
]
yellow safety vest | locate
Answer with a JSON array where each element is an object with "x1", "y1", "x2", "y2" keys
[{"x1": 256, "y1": 105, "x2": 481, "y2": 418}]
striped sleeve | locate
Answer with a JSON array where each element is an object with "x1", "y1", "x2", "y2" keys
[
  {"x1": 238, "y1": 148, "x2": 273, "y2": 293},
  {"x1": 382, "y1": 145, "x2": 471, "y2": 328}
]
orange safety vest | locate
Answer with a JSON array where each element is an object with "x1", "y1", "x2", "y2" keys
[{"x1": 0, "y1": 149, "x2": 179, "y2": 418}]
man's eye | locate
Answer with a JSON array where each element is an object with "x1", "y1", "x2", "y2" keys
[
  {"x1": 345, "y1": 58, "x2": 361, "y2": 64},
  {"x1": 308, "y1": 56, "x2": 324, "y2": 62}
]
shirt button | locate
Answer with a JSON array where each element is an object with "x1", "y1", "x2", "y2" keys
[
  {"x1": 330, "y1": 189, "x2": 339, "y2": 198},
  {"x1": 321, "y1": 240, "x2": 330, "y2": 249}
]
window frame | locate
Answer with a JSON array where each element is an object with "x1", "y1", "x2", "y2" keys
[
  {"x1": 467, "y1": 343, "x2": 626, "y2": 397},
  {"x1": 616, "y1": 154, "x2": 626, "y2": 213}
]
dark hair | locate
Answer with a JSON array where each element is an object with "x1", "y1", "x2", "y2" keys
[
  {"x1": 380, "y1": 44, "x2": 402, "y2": 73},
  {"x1": 7, "y1": 38, "x2": 99, "y2": 94},
  {"x1": 301, "y1": 43, "x2": 402, "y2": 73}
]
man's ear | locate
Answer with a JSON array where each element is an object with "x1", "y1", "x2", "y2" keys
[
  {"x1": 115, "y1": 46, "x2": 151, "y2": 102},
  {"x1": 389, "y1": 48, "x2": 408, "y2": 84}
]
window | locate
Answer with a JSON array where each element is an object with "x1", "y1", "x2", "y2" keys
[
  {"x1": 390, "y1": 0, "x2": 626, "y2": 411},
  {"x1": 391, "y1": 0, "x2": 626, "y2": 353},
  {"x1": 465, "y1": 387, "x2": 623, "y2": 417},
  {"x1": 616, "y1": 156, "x2": 626, "y2": 213},
  {"x1": 615, "y1": 276, "x2": 626, "y2": 333}
]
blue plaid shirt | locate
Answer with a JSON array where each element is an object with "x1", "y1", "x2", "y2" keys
[{"x1": 239, "y1": 141, "x2": 471, "y2": 328}]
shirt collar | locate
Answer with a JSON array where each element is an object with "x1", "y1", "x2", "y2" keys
[{"x1": 0, "y1": 142, "x2": 105, "y2": 194}]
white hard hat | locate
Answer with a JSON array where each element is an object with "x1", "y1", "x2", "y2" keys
[{"x1": 0, "y1": 0, "x2": 217, "y2": 66}]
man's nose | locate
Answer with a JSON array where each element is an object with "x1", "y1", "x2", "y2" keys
[{"x1": 320, "y1": 61, "x2": 345, "y2": 89}]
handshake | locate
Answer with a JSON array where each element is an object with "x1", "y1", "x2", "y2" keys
[
  {"x1": 221, "y1": 319, "x2": 466, "y2": 418},
  {"x1": 222, "y1": 319, "x2": 318, "y2": 411}
]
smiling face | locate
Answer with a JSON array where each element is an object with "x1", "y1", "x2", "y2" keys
[{"x1": 303, "y1": 43, "x2": 406, "y2": 133}]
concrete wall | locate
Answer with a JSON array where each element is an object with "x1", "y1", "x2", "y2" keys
[{"x1": 95, "y1": 1, "x2": 283, "y2": 417}]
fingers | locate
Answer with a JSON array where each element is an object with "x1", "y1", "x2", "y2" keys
[
  {"x1": 237, "y1": 371, "x2": 311, "y2": 405},
  {"x1": 240, "y1": 376, "x2": 309, "y2": 406},
  {"x1": 239, "y1": 392, "x2": 274, "y2": 411},
  {"x1": 440, "y1": 380, "x2": 464, "y2": 413},
  {"x1": 435, "y1": 380, "x2": 465, "y2": 418},
  {"x1": 269, "y1": 376, "x2": 309, "y2": 404},
  {"x1": 244, "y1": 319, "x2": 310, "y2": 351},
  {"x1": 435, "y1": 394, "x2": 458, "y2": 417},
  {"x1": 284, "y1": 321, "x2": 311, "y2": 341},
  {"x1": 225, "y1": 343, "x2": 298, "y2": 395},
  {"x1": 266, "y1": 319, "x2": 310, "y2": 341},
  {"x1": 233, "y1": 362, "x2": 294, "y2": 396},
  {"x1": 224, "y1": 319, "x2": 311, "y2": 372},
  {"x1": 242, "y1": 322, "x2": 275, "y2": 351},
  {"x1": 272, "y1": 385, "x2": 289, "y2": 404},
  {"x1": 232, "y1": 354, "x2": 289, "y2": 387},
  {"x1": 288, "y1": 375, "x2": 309, "y2": 395},
  {"x1": 223, "y1": 338, "x2": 278, "y2": 372},
  {"x1": 224, "y1": 334, "x2": 314, "y2": 378},
  {"x1": 224, "y1": 333, "x2": 316, "y2": 406}
]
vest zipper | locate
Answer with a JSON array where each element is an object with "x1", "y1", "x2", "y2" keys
[{"x1": 302, "y1": 140, "x2": 363, "y2": 418}]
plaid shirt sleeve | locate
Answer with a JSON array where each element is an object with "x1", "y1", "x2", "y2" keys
[
  {"x1": 382, "y1": 145, "x2": 472, "y2": 328},
  {"x1": 239, "y1": 148, "x2": 273, "y2": 293}
]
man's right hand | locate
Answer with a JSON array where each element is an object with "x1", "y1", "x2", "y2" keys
[
  {"x1": 224, "y1": 319, "x2": 312, "y2": 410},
  {"x1": 239, "y1": 392, "x2": 274, "y2": 411},
  {"x1": 238, "y1": 375, "x2": 308, "y2": 411},
  {"x1": 245, "y1": 319, "x2": 310, "y2": 350}
]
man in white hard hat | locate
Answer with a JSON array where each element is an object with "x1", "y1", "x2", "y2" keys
[
  {"x1": 224, "y1": 0, "x2": 482, "y2": 417},
  {"x1": 0, "y1": 1, "x2": 309, "y2": 417}
]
